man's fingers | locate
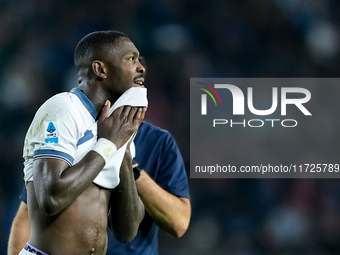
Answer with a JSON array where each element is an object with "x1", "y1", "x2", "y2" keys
[
  {"x1": 131, "y1": 108, "x2": 141, "y2": 124},
  {"x1": 127, "y1": 107, "x2": 138, "y2": 122},
  {"x1": 140, "y1": 107, "x2": 147, "y2": 121},
  {"x1": 120, "y1": 106, "x2": 132, "y2": 120},
  {"x1": 138, "y1": 107, "x2": 146, "y2": 122},
  {"x1": 133, "y1": 107, "x2": 146, "y2": 126},
  {"x1": 111, "y1": 106, "x2": 124, "y2": 118},
  {"x1": 106, "y1": 106, "x2": 145, "y2": 126},
  {"x1": 99, "y1": 100, "x2": 111, "y2": 121}
]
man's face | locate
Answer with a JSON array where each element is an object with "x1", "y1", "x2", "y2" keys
[{"x1": 105, "y1": 37, "x2": 145, "y2": 95}]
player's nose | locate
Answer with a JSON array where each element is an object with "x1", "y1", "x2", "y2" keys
[{"x1": 136, "y1": 61, "x2": 145, "y2": 74}]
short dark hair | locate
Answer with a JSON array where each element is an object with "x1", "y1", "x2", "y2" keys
[{"x1": 74, "y1": 30, "x2": 128, "y2": 69}]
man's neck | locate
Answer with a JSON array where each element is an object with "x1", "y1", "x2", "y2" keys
[
  {"x1": 78, "y1": 82, "x2": 108, "y2": 114},
  {"x1": 78, "y1": 80, "x2": 123, "y2": 114}
]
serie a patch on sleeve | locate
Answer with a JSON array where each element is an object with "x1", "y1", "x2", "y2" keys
[{"x1": 45, "y1": 121, "x2": 59, "y2": 143}]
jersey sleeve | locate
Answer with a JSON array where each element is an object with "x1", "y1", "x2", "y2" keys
[
  {"x1": 23, "y1": 94, "x2": 80, "y2": 166},
  {"x1": 155, "y1": 132, "x2": 190, "y2": 199}
]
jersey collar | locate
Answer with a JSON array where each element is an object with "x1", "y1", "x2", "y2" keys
[{"x1": 70, "y1": 88, "x2": 98, "y2": 120}]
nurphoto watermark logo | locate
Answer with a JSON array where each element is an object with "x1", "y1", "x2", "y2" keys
[
  {"x1": 196, "y1": 81, "x2": 312, "y2": 128},
  {"x1": 189, "y1": 78, "x2": 339, "y2": 179}
]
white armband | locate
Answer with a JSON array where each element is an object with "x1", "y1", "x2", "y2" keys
[{"x1": 91, "y1": 138, "x2": 117, "y2": 163}]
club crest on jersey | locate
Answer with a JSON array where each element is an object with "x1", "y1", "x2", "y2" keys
[{"x1": 45, "y1": 121, "x2": 58, "y2": 143}]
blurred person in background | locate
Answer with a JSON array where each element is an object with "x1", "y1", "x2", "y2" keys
[{"x1": 8, "y1": 46, "x2": 191, "y2": 255}]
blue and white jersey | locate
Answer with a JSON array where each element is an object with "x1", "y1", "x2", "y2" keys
[
  {"x1": 23, "y1": 88, "x2": 100, "y2": 183},
  {"x1": 23, "y1": 87, "x2": 147, "y2": 188}
]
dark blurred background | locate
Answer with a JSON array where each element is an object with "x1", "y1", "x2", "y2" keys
[{"x1": 1, "y1": 0, "x2": 340, "y2": 254}]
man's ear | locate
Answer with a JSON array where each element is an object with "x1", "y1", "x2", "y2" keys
[{"x1": 92, "y1": 60, "x2": 107, "y2": 79}]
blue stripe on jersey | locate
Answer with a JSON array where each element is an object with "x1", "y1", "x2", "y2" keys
[
  {"x1": 70, "y1": 88, "x2": 98, "y2": 120},
  {"x1": 76, "y1": 130, "x2": 94, "y2": 147},
  {"x1": 33, "y1": 149, "x2": 74, "y2": 166}
]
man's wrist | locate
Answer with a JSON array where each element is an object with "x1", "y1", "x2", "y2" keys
[
  {"x1": 132, "y1": 159, "x2": 143, "y2": 180},
  {"x1": 92, "y1": 138, "x2": 117, "y2": 163}
]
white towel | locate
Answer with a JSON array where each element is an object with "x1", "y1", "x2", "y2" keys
[{"x1": 93, "y1": 87, "x2": 148, "y2": 189}]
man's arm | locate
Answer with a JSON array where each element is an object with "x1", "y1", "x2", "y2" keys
[
  {"x1": 136, "y1": 171, "x2": 191, "y2": 238},
  {"x1": 33, "y1": 151, "x2": 106, "y2": 215},
  {"x1": 108, "y1": 149, "x2": 145, "y2": 243},
  {"x1": 34, "y1": 104, "x2": 145, "y2": 216},
  {"x1": 8, "y1": 202, "x2": 31, "y2": 255}
]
